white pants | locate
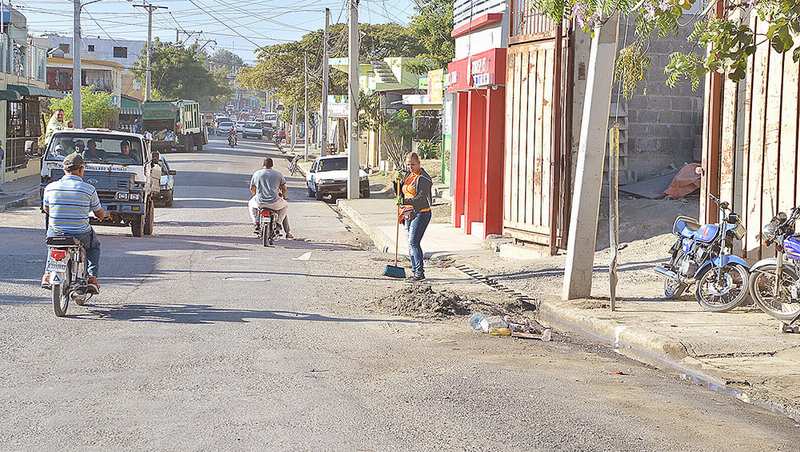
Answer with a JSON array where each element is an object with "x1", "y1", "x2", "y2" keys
[{"x1": 248, "y1": 196, "x2": 288, "y2": 228}]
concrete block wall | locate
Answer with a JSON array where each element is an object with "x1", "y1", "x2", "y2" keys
[{"x1": 615, "y1": 21, "x2": 705, "y2": 180}]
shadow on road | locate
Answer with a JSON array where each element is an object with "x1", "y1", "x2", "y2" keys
[
  {"x1": 77, "y1": 303, "x2": 417, "y2": 325},
  {"x1": 162, "y1": 268, "x2": 396, "y2": 282}
]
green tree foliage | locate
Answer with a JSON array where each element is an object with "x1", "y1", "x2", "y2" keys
[
  {"x1": 409, "y1": 0, "x2": 456, "y2": 70},
  {"x1": 237, "y1": 23, "x2": 428, "y2": 121},
  {"x1": 132, "y1": 39, "x2": 231, "y2": 109},
  {"x1": 209, "y1": 48, "x2": 244, "y2": 69},
  {"x1": 535, "y1": 0, "x2": 800, "y2": 97},
  {"x1": 49, "y1": 87, "x2": 119, "y2": 128}
]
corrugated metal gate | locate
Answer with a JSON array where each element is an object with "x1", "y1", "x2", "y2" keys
[
  {"x1": 702, "y1": 12, "x2": 800, "y2": 261},
  {"x1": 503, "y1": 3, "x2": 572, "y2": 254}
]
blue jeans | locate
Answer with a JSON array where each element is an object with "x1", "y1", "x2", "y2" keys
[
  {"x1": 406, "y1": 211, "x2": 431, "y2": 277},
  {"x1": 47, "y1": 228, "x2": 101, "y2": 277}
]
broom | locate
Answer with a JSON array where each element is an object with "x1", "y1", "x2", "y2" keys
[{"x1": 383, "y1": 204, "x2": 407, "y2": 279}]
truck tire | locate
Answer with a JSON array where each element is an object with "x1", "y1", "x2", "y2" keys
[
  {"x1": 143, "y1": 198, "x2": 155, "y2": 236},
  {"x1": 195, "y1": 135, "x2": 203, "y2": 152},
  {"x1": 131, "y1": 215, "x2": 144, "y2": 237}
]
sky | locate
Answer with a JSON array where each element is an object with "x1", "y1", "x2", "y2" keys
[{"x1": 15, "y1": 0, "x2": 417, "y2": 64}]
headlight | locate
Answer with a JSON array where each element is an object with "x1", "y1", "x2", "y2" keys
[
  {"x1": 116, "y1": 192, "x2": 129, "y2": 200},
  {"x1": 129, "y1": 193, "x2": 141, "y2": 201}
]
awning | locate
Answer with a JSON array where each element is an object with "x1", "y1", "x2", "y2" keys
[
  {"x1": 7, "y1": 84, "x2": 66, "y2": 99},
  {"x1": 0, "y1": 89, "x2": 21, "y2": 101}
]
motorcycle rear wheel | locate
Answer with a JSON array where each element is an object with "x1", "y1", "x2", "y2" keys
[
  {"x1": 695, "y1": 263, "x2": 749, "y2": 312},
  {"x1": 52, "y1": 264, "x2": 71, "y2": 317},
  {"x1": 748, "y1": 265, "x2": 800, "y2": 321},
  {"x1": 261, "y1": 222, "x2": 269, "y2": 247}
]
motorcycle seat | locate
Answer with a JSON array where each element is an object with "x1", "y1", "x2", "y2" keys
[{"x1": 46, "y1": 236, "x2": 81, "y2": 247}]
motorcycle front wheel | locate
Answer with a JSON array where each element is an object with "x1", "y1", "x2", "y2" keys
[
  {"x1": 695, "y1": 263, "x2": 749, "y2": 312},
  {"x1": 748, "y1": 264, "x2": 800, "y2": 321}
]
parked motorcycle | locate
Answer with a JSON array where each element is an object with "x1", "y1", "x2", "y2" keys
[
  {"x1": 748, "y1": 208, "x2": 800, "y2": 322},
  {"x1": 256, "y1": 208, "x2": 278, "y2": 247},
  {"x1": 655, "y1": 196, "x2": 749, "y2": 312},
  {"x1": 44, "y1": 236, "x2": 95, "y2": 317}
]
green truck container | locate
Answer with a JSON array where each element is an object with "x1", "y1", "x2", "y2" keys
[{"x1": 142, "y1": 100, "x2": 208, "y2": 152}]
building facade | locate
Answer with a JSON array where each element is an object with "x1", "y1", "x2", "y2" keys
[
  {"x1": 446, "y1": 0, "x2": 509, "y2": 239},
  {"x1": 32, "y1": 35, "x2": 145, "y2": 70},
  {"x1": 46, "y1": 56, "x2": 124, "y2": 107}
]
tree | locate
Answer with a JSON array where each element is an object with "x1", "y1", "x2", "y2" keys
[
  {"x1": 132, "y1": 39, "x2": 231, "y2": 109},
  {"x1": 409, "y1": 0, "x2": 455, "y2": 70},
  {"x1": 209, "y1": 48, "x2": 244, "y2": 69},
  {"x1": 49, "y1": 87, "x2": 119, "y2": 128},
  {"x1": 534, "y1": 0, "x2": 800, "y2": 97},
  {"x1": 237, "y1": 23, "x2": 427, "y2": 119}
]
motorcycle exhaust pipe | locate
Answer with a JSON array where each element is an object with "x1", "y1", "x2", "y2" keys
[{"x1": 654, "y1": 265, "x2": 680, "y2": 281}]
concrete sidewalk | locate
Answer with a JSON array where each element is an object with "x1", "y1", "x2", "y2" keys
[
  {"x1": 338, "y1": 198, "x2": 485, "y2": 258},
  {"x1": 0, "y1": 175, "x2": 40, "y2": 212},
  {"x1": 337, "y1": 196, "x2": 800, "y2": 421}
]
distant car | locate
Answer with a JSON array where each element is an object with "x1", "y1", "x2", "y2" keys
[
  {"x1": 306, "y1": 155, "x2": 370, "y2": 201},
  {"x1": 236, "y1": 121, "x2": 247, "y2": 134},
  {"x1": 216, "y1": 121, "x2": 234, "y2": 136},
  {"x1": 243, "y1": 122, "x2": 264, "y2": 139},
  {"x1": 155, "y1": 156, "x2": 177, "y2": 207}
]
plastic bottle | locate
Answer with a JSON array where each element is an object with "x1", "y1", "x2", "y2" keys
[{"x1": 469, "y1": 313, "x2": 489, "y2": 332}]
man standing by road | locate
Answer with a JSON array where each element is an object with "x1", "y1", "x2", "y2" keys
[
  {"x1": 41, "y1": 153, "x2": 107, "y2": 292},
  {"x1": 248, "y1": 157, "x2": 293, "y2": 239}
]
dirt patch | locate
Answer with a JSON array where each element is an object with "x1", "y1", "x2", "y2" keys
[{"x1": 373, "y1": 284, "x2": 473, "y2": 318}]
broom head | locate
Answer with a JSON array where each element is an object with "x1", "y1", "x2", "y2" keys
[{"x1": 383, "y1": 264, "x2": 406, "y2": 279}]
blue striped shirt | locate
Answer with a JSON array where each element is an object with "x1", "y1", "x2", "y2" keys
[{"x1": 43, "y1": 175, "x2": 102, "y2": 235}]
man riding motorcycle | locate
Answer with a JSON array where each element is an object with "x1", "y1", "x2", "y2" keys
[
  {"x1": 248, "y1": 157, "x2": 293, "y2": 239},
  {"x1": 228, "y1": 125, "x2": 238, "y2": 146},
  {"x1": 41, "y1": 153, "x2": 107, "y2": 292}
]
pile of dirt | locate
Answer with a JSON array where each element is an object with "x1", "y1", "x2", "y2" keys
[{"x1": 374, "y1": 285, "x2": 473, "y2": 318}]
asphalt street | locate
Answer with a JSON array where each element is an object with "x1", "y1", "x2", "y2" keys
[{"x1": 1, "y1": 137, "x2": 799, "y2": 450}]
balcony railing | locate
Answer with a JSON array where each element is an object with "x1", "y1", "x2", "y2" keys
[{"x1": 510, "y1": 0, "x2": 561, "y2": 42}]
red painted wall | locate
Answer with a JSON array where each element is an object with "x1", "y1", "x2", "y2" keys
[
  {"x1": 464, "y1": 90, "x2": 487, "y2": 235},
  {"x1": 483, "y1": 87, "x2": 505, "y2": 237},
  {"x1": 452, "y1": 92, "x2": 469, "y2": 228}
]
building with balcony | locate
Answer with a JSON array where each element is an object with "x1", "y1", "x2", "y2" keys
[
  {"x1": 0, "y1": 7, "x2": 64, "y2": 184},
  {"x1": 46, "y1": 56, "x2": 124, "y2": 107}
]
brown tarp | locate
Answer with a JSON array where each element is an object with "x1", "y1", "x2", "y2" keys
[{"x1": 664, "y1": 163, "x2": 701, "y2": 199}]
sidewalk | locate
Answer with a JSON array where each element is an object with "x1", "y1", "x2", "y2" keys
[
  {"x1": 337, "y1": 197, "x2": 800, "y2": 421},
  {"x1": 0, "y1": 174, "x2": 40, "y2": 212},
  {"x1": 338, "y1": 198, "x2": 485, "y2": 257}
]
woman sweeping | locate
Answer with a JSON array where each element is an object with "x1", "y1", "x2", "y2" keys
[{"x1": 400, "y1": 152, "x2": 433, "y2": 281}]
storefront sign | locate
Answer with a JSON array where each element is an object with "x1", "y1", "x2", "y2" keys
[{"x1": 446, "y1": 48, "x2": 506, "y2": 93}]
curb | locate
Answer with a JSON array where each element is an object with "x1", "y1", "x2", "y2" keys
[
  {"x1": 533, "y1": 296, "x2": 800, "y2": 423},
  {"x1": 336, "y1": 199, "x2": 393, "y2": 255},
  {"x1": 0, "y1": 188, "x2": 39, "y2": 213}
]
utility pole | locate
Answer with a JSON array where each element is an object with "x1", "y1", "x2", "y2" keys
[
  {"x1": 304, "y1": 52, "x2": 309, "y2": 160},
  {"x1": 133, "y1": 2, "x2": 168, "y2": 102},
  {"x1": 347, "y1": 0, "x2": 360, "y2": 199},
  {"x1": 321, "y1": 7, "x2": 330, "y2": 156},
  {"x1": 73, "y1": 0, "x2": 82, "y2": 128}
]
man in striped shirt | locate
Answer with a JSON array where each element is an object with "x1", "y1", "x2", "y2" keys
[{"x1": 42, "y1": 153, "x2": 107, "y2": 292}]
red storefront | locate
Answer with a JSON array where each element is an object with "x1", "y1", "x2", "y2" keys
[{"x1": 448, "y1": 47, "x2": 507, "y2": 239}]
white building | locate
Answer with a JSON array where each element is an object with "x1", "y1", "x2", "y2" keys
[{"x1": 32, "y1": 35, "x2": 145, "y2": 69}]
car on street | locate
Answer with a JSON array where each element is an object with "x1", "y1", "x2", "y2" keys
[
  {"x1": 236, "y1": 121, "x2": 247, "y2": 134},
  {"x1": 216, "y1": 120, "x2": 234, "y2": 136},
  {"x1": 306, "y1": 155, "x2": 370, "y2": 201},
  {"x1": 242, "y1": 122, "x2": 264, "y2": 140},
  {"x1": 154, "y1": 156, "x2": 177, "y2": 207}
]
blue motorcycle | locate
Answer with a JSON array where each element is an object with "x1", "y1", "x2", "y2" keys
[
  {"x1": 748, "y1": 208, "x2": 800, "y2": 323},
  {"x1": 655, "y1": 197, "x2": 749, "y2": 312}
]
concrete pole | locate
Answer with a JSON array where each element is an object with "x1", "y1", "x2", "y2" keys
[
  {"x1": 304, "y1": 52, "x2": 309, "y2": 160},
  {"x1": 144, "y1": 7, "x2": 153, "y2": 101},
  {"x1": 347, "y1": 0, "x2": 360, "y2": 199},
  {"x1": 321, "y1": 7, "x2": 330, "y2": 156},
  {"x1": 72, "y1": 0, "x2": 82, "y2": 128},
  {"x1": 562, "y1": 17, "x2": 620, "y2": 301}
]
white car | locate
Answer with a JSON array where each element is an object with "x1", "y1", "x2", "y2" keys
[
  {"x1": 216, "y1": 121, "x2": 234, "y2": 136},
  {"x1": 242, "y1": 122, "x2": 264, "y2": 139},
  {"x1": 306, "y1": 155, "x2": 370, "y2": 201}
]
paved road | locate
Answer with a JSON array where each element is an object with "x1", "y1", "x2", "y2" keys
[{"x1": 1, "y1": 137, "x2": 798, "y2": 450}]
